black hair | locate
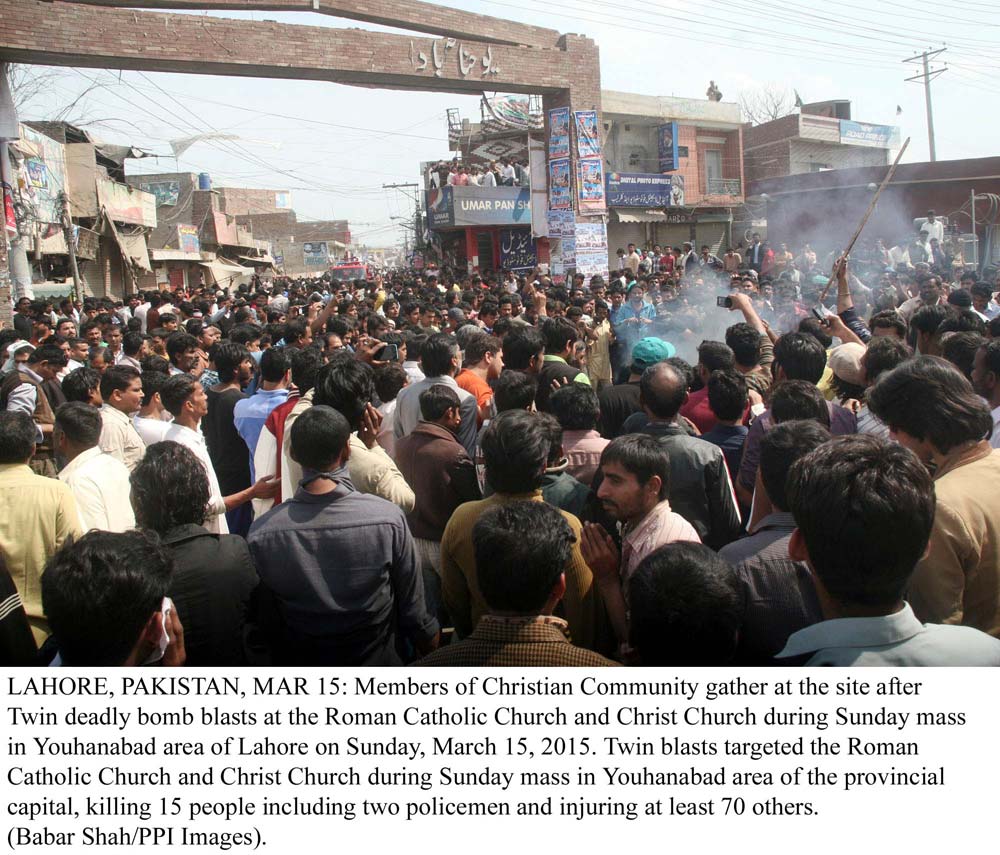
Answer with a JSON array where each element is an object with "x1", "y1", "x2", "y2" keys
[
  {"x1": 542, "y1": 317, "x2": 578, "y2": 355},
  {"x1": 229, "y1": 323, "x2": 264, "y2": 346},
  {"x1": 773, "y1": 332, "x2": 826, "y2": 383},
  {"x1": 664, "y1": 356, "x2": 694, "y2": 390},
  {"x1": 61, "y1": 367, "x2": 101, "y2": 404},
  {"x1": 212, "y1": 342, "x2": 251, "y2": 384},
  {"x1": 947, "y1": 289, "x2": 973, "y2": 310},
  {"x1": 289, "y1": 405, "x2": 351, "y2": 472},
  {"x1": 27, "y1": 343, "x2": 68, "y2": 369},
  {"x1": 473, "y1": 501, "x2": 574, "y2": 614},
  {"x1": 942, "y1": 331, "x2": 986, "y2": 381},
  {"x1": 99, "y1": 365, "x2": 141, "y2": 402},
  {"x1": 628, "y1": 542, "x2": 742, "y2": 666},
  {"x1": 971, "y1": 282, "x2": 993, "y2": 300},
  {"x1": 550, "y1": 383, "x2": 600, "y2": 431},
  {"x1": 480, "y1": 409, "x2": 549, "y2": 494},
  {"x1": 129, "y1": 441, "x2": 209, "y2": 531},
  {"x1": 707, "y1": 369, "x2": 747, "y2": 422},
  {"x1": 493, "y1": 370, "x2": 537, "y2": 413},
  {"x1": 421, "y1": 333, "x2": 459, "y2": 377},
  {"x1": 600, "y1": 433, "x2": 671, "y2": 500},
  {"x1": 312, "y1": 356, "x2": 374, "y2": 431},
  {"x1": 259, "y1": 347, "x2": 288, "y2": 383},
  {"x1": 0, "y1": 411, "x2": 37, "y2": 463},
  {"x1": 502, "y1": 328, "x2": 544, "y2": 371},
  {"x1": 122, "y1": 331, "x2": 145, "y2": 357},
  {"x1": 290, "y1": 347, "x2": 324, "y2": 394},
  {"x1": 725, "y1": 322, "x2": 762, "y2": 366},
  {"x1": 159, "y1": 373, "x2": 199, "y2": 418},
  {"x1": 759, "y1": 420, "x2": 831, "y2": 511},
  {"x1": 537, "y1": 412, "x2": 564, "y2": 466},
  {"x1": 41, "y1": 530, "x2": 173, "y2": 666},
  {"x1": 55, "y1": 401, "x2": 102, "y2": 448},
  {"x1": 771, "y1": 380, "x2": 830, "y2": 427},
  {"x1": 868, "y1": 356, "x2": 993, "y2": 452},
  {"x1": 419, "y1": 383, "x2": 461, "y2": 422},
  {"x1": 869, "y1": 310, "x2": 907, "y2": 338},
  {"x1": 862, "y1": 336, "x2": 910, "y2": 386},
  {"x1": 165, "y1": 331, "x2": 198, "y2": 364},
  {"x1": 797, "y1": 317, "x2": 834, "y2": 350},
  {"x1": 373, "y1": 363, "x2": 407, "y2": 405},
  {"x1": 140, "y1": 354, "x2": 170, "y2": 376},
  {"x1": 937, "y1": 310, "x2": 986, "y2": 337},
  {"x1": 698, "y1": 340, "x2": 735, "y2": 373},
  {"x1": 639, "y1": 362, "x2": 687, "y2": 420},
  {"x1": 787, "y1": 435, "x2": 935, "y2": 610},
  {"x1": 284, "y1": 317, "x2": 310, "y2": 345},
  {"x1": 137, "y1": 368, "x2": 165, "y2": 407},
  {"x1": 464, "y1": 334, "x2": 501, "y2": 366}
]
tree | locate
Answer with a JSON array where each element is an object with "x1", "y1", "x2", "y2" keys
[
  {"x1": 738, "y1": 85, "x2": 795, "y2": 126},
  {"x1": 6, "y1": 63, "x2": 108, "y2": 127}
]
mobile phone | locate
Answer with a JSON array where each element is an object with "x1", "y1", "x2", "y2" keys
[
  {"x1": 374, "y1": 343, "x2": 399, "y2": 362},
  {"x1": 142, "y1": 597, "x2": 173, "y2": 665},
  {"x1": 716, "y1": 296, "x2": 732, "y2": 309}
]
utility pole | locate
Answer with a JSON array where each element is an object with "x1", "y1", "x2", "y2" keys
[
  {"x1": 903, "y1": 48, "x2": 946, "y2": 162},
  {"x1": 383, "y1": 183, "x2": 421, "y2": 257}
]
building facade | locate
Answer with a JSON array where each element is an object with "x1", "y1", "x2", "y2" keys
[{"x1": 601, "y1": 91, "x2": 745, "y2": 260}]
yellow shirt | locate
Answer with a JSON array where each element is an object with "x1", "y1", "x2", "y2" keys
[
  {"x1": 440, "y1": 491, "x2": 608, "y2": 652},
  {"x1": 0, "y1": 463, "x2": 83, "y2": 644},
  {"x1": 587, "y1": 319, "x2": 613, "y2": 384}
]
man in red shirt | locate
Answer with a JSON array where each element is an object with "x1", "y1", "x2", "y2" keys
[
  {"x1": 680, "y1": 340, "x2": 738, "y2": 434},
  {"x1": 456, "y1": 333, "x2": 503, "y2": 424}
]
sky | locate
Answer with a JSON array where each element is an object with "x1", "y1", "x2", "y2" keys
[{"x1": 13, "y1": 0, "x2": 1000, "y2": 249}]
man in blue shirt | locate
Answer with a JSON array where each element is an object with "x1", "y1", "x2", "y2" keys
[
  {"x1": 248, "y1": 405, "x2": 439, "y2": 665},
  {"x1": 612, "y1": 284, "x2": 656, "y2": 380},
  {"x1": 233, "y1": 348, "x2": 290, "y2": 481}
]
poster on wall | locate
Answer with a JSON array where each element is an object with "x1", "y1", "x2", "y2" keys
[
  {"x1": 547, "y1": 208, "x2": 574, "y2": 238},
  {"x1": 574, "y1": 111, "x2": 601, "y2": 158},
  {"x1": 576, "y1": 156, "x2": 606, "y2": 213},
  {"x1": 302, "y1": 241, "x2": 330, "y2": 266},
  {"x1": 574, "y1": 222, "x2": 607, "y2": 251},
  {"x1": 139, "y1": 181, "x2": 181, "y2": 207},
  {"x1": 177, "y1": 224, "x2": 200, "y2": 254},
  {"x1": 548, "y1": 158, "x2": 572, "y2": 209},
  {"x1": 548, "y1": 107, "x2": 570, "y2": 159},
  {"x1": 657, "y1": 121, "x2": 679, "y2": 172},
  {"x1": 274, "y1": 191, "x2": 292, "y2": 209}
]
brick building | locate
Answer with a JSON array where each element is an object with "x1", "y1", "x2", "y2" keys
[
  {"x1": 232, "y1": 211, "x2": 352, "y2": 276},
  {"x1": 743, "y1": 101, "x2": 898, "y2": 184},
  {"x1": 601, "y1": 91, "x2": 745, "y2": 258}
]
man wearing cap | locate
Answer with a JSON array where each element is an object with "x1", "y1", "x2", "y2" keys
[{"x1": 598, "y1": 338, "x2": 674, "y2": 439}]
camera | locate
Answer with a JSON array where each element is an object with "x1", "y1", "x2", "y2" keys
[{"x1": 716, "y1": 296, "x2": 732, "y2": 309}]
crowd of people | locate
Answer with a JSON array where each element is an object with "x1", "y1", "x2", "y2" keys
[
  {"x1": 427, "y1": 157, "x2": 530, "y2": 190},
  {"x1": 2, "y1": 225, "x2": 1000, "y2": 667}
]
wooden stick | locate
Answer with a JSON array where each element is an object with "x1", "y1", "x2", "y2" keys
[{"x1": 819, "y1": 136, "x2": 910, "y2": 303}]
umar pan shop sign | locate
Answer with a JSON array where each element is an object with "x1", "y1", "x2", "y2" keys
[{"x1": 427, "y1": 186, "x2": 531, "y2": 229}]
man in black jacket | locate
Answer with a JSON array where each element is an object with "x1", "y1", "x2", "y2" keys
[
  {"x1": 535, "y1": 318, "x2": 591, "y2": 413},
  {"x1": 637, "y1": 361, "x2": 742, "y2": 550}
]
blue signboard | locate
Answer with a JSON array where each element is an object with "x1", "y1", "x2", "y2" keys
[
  {"x1": 499, "y1": 228, "x2": 537, "y2": 272},
  {"x1": 427, "y1": 186, "x2": 531, "y2": 229},
  {"x1": 839, "y1": 120, "x2": 895, "y2": 148},
  {"x1": 606, "y1": 172, "x2": 685, "y2": 208},
  {"x1": 657, "y1": 122, "x2": 679, "y2": 172}
]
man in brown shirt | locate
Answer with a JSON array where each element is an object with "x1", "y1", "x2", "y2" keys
[
  {"x1": 0, "y1": 344, "x2": 67, "y2": 477},
  {"x1": 418, "y1": 501, "x2": 617, "y2": 667},
  {"x1": 869, "y1": 357, "x2": 1000, "y2": 636}
]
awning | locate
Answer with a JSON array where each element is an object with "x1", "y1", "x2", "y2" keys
[
  {"x1": 615, "y1": 210, "x2": 668, "y2": 223},
  {"x1": 238, "y1": 254, "x2": 275, "y2": 266},
  {"x1": 150, "y1": 249, "x2": 203, "y2": 262},
  {"x1": 102, "y1": 214, "x2": 152, "y2": 271},
  {"x1": 199, "y1": 259, "x2": 255, "y2": 286}
]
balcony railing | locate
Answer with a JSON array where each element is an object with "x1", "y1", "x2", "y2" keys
[{"x1": 706, "y1": 178, "x2": 742, "y2": 196}]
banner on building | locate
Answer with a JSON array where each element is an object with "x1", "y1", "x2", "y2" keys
[
  {"x1": 606, "y1": 172, "x2": 685, "y2": 207},
  {"x1": 426, "y1": 187, "x2": 454, "y2": 229},
  {"x1": 177, "y1": 224, "x2": 200, "y2": 254},
  {"x1": 549, "y1": 158, "x2": 572, "y2": 210},
  {"x1": 499, "y1": 228, "x2": 537, "y2": 272},
  {"x1": 576, "y1": 157, "x2": 606, "y2": 213},
  {"x1": 839, "y1": 120, "x2": 895, "y2": 148},
  {"x1": 657, "y1": 122, "x2": 679, "y2": 172},
  {"x1": 18, "y1": 125, "x2": 68, "y2": 224},
  {"x1": 303, "y1": 241, "x2": 330, "y2": 266},
  {"x1": 139, "y1": 181, "x2": 181, "y2": 207},
  {"x1": 548, "y1": 107, "x2": 570, "y2": 160},
  {"x1": 574, "y1": 111, "x2": 601, "y2": 159},
  {"x1": 427, "y1": 186, "x2": 531, "y2": 228}
]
